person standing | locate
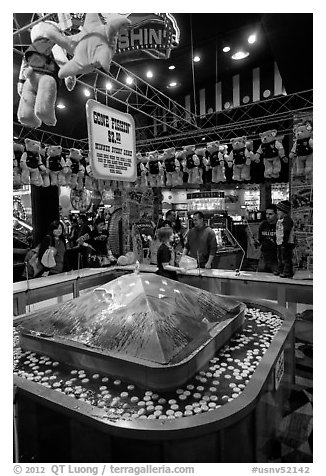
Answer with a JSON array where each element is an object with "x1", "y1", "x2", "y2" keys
[
  {"x1": 182, "y1": 211, "x2": 217, "y2": 269},
  {"x1": 38, "y1": 220, "x2": 67, "y2": 276},
  {"x1": 156, "y1": 227, "x2": 184, "y2": 281},
  {"x1": 275, "y1": 200, "x2": 295, "y2": 278},
  {"x1": 89, "y1": 217, "x2": 115, "y2": 266},
  {"x1": 256, "y1": 204, "x2": 278, "y2": 273}
]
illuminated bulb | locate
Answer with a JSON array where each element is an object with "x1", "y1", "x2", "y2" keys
[
  {"x1": 126, "y1": 76, "x2": 133, "y2": 85},
  {"x1": 223, "y1": 46, "x2": 231, "y2": 53},
  {"x1": 169, "y1": 81, "x2": 177, "y2": 87},
  {"x1": 168, "y1": 65, "x2": 175, "y2": 70},
  {"x1": 106, "y1": 81, "x2": 113, "y2": 90},
  {"x1": 248, "y1": 34, "x2": 256, "y2": 44},
  {"x1": 193, "y1": 55, "x2": 200, "y2": 63},
  {"x1": 57, "y1": 103, "x2": 65, "y2": 109},
  {"x1": 84, "y1": 89, "x2": 91, "y2": 97},
  {"x1": 146, "y1": 71, "x2": 153, "y2": 78},
  {"x1": 231, "y1": 51, "x2": 250, "y2": 60}
]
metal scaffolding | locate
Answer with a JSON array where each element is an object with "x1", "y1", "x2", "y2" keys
[{"x1": 13, "y1": 14, "x2": 313, "y2": 153}]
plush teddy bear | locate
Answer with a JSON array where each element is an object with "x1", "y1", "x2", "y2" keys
[
  {"x1": 228, "y1": 136, "x2": 254, "y2": 182},
  {"x1": 147, "y1": 150, "x2": 164, "y2": 187},
  {"x1": 65, "y1": 148, "x2": 85, "y2": 190},
  {"x1": 182, "y1": 144, "x2": 200, "y2": 184},
  {"x1": 205, "y1": 141, "x2": 227, "y2": 183},
  {"x1": 17, "y1": 21, "x2": 76, "y2": 129},
  {"x1": 84, "y1": 155, "x2": 95, "y2": 191},
  {"x1": 13, "y1": 142, "x2": 24, "y2": 187},
  {"x1": 135, "y1": 152, "x2": 147, "y2": 188},
  {"x1": 45, "y1": 145, "x2": 69, "y2": 187},
  {"x1": 289, "y1": 121, "x2": 313, "y2": 177},
  {"x1": 194, "y1": 147, "x2": 206, "y2": 184},
  {"x1": 20, "y1": 139, "x2": 43, "y2": 186},
  {"x1": 255, "y1": 130, "x2": 287, "y2": 179},
  {"x1": 56, "y1": 13, "x2": 131, "y2": 79},
  {"x1": 163, "y1": 147, "x2": 182, "y2": 187},
  {"x1": 38, "y1": 144, "x2": 50, "y2": 187}
]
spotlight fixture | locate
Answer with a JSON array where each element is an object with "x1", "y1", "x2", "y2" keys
[
  {"x1": 223, "y1": 46, "x2": 231, "y2": 53},
  {"x1": 248, "y1": 34, "x2": 256, "y2": 44},
  {"x1": 56, "y1": 103, "x2": 66, "y2": 109},
  {"x1": 126, "y1": 76, "x2": 133, "y2": 85},
  {"x1": 84, "y1": 89, "x2": 91, "y2": 97},
  {"x1": 105, "y1": 81, "x2": 113, "y2": 90},
  {"x1": 231, "y1": 51, "x2": 250, "y2": 60},
  {"x1": 168, "y1": 65, "x2": 175, "y2": 70},
  {"x1": 193, "y1": 55, "x2": 201, "y2": 63},
  {"x1": 146, "y1": 71, "x2": 153, "y2": 78}
]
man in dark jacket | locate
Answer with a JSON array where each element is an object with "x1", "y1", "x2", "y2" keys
[{"x1": 256, "y1": 204, "x2": 278, "y2": 273}]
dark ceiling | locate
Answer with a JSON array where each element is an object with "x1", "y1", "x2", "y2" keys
[{"x1": 13, "y1": 13, "x2": 313, "y2": 141}]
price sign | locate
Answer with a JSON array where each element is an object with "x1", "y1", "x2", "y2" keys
[{"x1": 86, "y1": 100, "x2": 136, "y2": 182}]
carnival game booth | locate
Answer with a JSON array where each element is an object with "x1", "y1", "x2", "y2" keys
[{"x1": 14, "y1": 273, "x2": 295, "y2": 463}]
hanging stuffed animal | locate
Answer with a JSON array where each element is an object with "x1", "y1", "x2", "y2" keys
[
  {"x1": 17, "y1": 20, "x2": 76, "y2": 129},
  {"x1": 205, "y1": 141, "x2": 227, "y2": 183},
  {"x1": 66, "y1": 148, "x2": 85, "y2": 190},
  {"x1": 182, "y1": 145, "x2": 197, "y2": 184},
  {"x1": 228, "y1": 136, "x2": 254, "y2": 182},
  {"x1": 20, "y1": 139, "x2": 43, "y2": 186},
  {"x1": 289, "y1": 121, "x2": 313, "y2": 177},
  {"x1": 45, "y1": 145, "x2": 69, "y2": 187},
  {"x1": 13, "y1": 142, "x2": 24, "y2": 187},
  {"x1": 163, "y1": 147, "x2": 181, "y2": 187},
  {"x1": 194, "y1": 146, "x2": 206, "y2": 184},
  {"x1": 147, "y1": 150, "x2": 164, "y2": 187},
  {"x1": 38, "y1": 144, "x2": 50, "y2": 187},
  {"x1": 255, "y1": 130, "x2": 287, "y2": 179},
  {"x1": 57, "y1": 13, "x2": 131, "y2": 79}
]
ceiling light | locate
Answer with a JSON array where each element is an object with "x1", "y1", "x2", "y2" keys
[
  {"x1": 146, "y1": 71, "x2": 153, "y2": 78},
  {"x1": 168, "y1": 65, "x2": 175, "y2": 70},
  {"x1": 168, "y1": 81, "x2": 177, "y2": 87},
  {"x1": 223, "y1": 46, "x2": 231, "y2": 53},
  {"x1": 57, "y1": 103, "x2": 66, "y2": 109},
  {"x1": 193, "y1": 55, "x2": 201, "y2": 63},
  {"x1": 248, "y1": 34, "x2": 256, "y2": 44},
  {"x1": 126, "y1": 76, "x2": 133, "y2": 85},
  {"x1": 84, "y1": 89, "x2": 91, "y2": 97},
  {"x1": 231, "y1": 51, "x2": 250, "y2": 60},
  {"x1": 105, "y1": 81, "x2": 113, "y2": 90}
]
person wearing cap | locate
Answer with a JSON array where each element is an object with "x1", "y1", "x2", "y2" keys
[{"x1": 275, "y1": 200, "x2": 295, "y2": 278}]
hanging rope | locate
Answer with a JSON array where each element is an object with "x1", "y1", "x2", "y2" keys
[{"x1": 189, "y1": 14, "x2": 197, "y2": 117}]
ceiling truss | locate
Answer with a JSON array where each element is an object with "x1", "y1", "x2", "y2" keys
[{"x1": 13, "y1": 14, "x2": 313, "y2": 153}]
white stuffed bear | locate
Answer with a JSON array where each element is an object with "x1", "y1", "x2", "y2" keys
[
  {"x1": 38, "y1": 144, "x2": 50, "y2": 187},
  {"x1": 289, "y1": 121, "x2": 313, "y2": 177},
  {"x1": 194, "y1": 146, "x2": 206, "y2": 184},
  {"x1": 163, "y1": 147, "x2": 182, "y2": 187},
  {"x1": 45, "y1": 145, "x2": 69, "y2": 186},
  {"x1": 66, "y1": 148, "x2": 85, "y2": 189},
  {"x1": 183, "y1": 145, "x2": 202, "y2": 184},
  {"x1": 20, "y1": 138, "x2": 43, "y2": 186},
  {"x1": 17, "y1": 20, "x2": 76, "y2": 129},
  {"x1": 135, "y1": 152, "x2": 148, "y2": 188},
  {"x1": 228, "y1": 136, "x2": 254, "y2": 181},
  {"x1": 147, "y1": 150, "x2": 164, "y2": 187},
  {"x1": 205, "y1": 141, "x2": 227, "y2": 183},
  {"x1": 255, "y1": 130, "x2": 287, "y2": 179}
]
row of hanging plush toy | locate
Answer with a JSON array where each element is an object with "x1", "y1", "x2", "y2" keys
[
  {"x1": 13, "y1": 122, "x2": 313, "y2": 189},
  {"x1": 13, "y1": 138, "x2": 129, "y2": 191},
  {"x1": 135, "y1": 123, "x2": 313, "y2": 188}
]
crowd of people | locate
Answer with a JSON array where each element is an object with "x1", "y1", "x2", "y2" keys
[
  {"x1": 26, "y1": 213, "x2": 116, "y2": 278},
  {"x1": 25, "y1": 200, "x2": 295, "y2": 280}
]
